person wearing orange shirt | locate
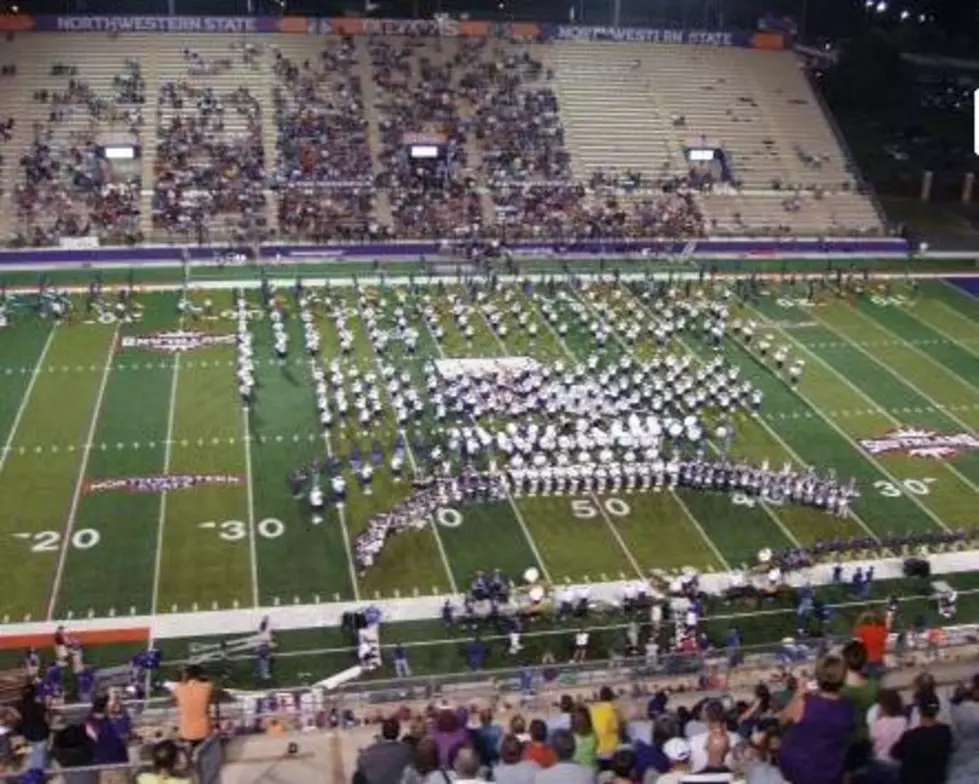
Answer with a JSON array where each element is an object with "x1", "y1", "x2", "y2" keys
[
  {"x1": 853, "y1": 611, "x2": 888, "y2": 679},
  {"x1": 165, "y1": 665, "x2": 216, "y2": 750}
]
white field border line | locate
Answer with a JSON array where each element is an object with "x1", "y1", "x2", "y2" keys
[
  {"x1": 0, "y1": 327, "x2": 56, "y2": 474},
  {"x1": 615, "y1": 284, "x2": 814, "y2": 548},
  {"x1": 510, "y1": 290, "x2": 659, "y2": 580},
  {"x1": 806, "y1": 309, "x2": 979, "y2": 495},
  {"x1": 47, "y1": 324, "x2": 121, "y2": 621},
  {"x1": 5, "y1": 270, "x2": 979, "y2": 298},
  {"x1": 556, "y1": 287, "x2": 735, "y2": 571},
  {"x1": 149, "y1": 315, "x2": 185, "y2": 630},
  {"x1": 414, "y1": 291, "x2": 554, "y2": 585},
  {"x1": 908, "y1": 305, "x2": 979, "y2": 362},
  {"x1": 849, "y1": 303, "x2": 979, "y2": 393},
  {"x1": 310, "y1": 312, "x2": 362, "y2": 603},
  {"x1": 353, "y1": 291, "x2": 459, "y2": 595},
  {"x1": 741, "y1": 302, "x2": 954, "y2": 532},
  {"x1": 939, "y1": 278, "x2": 979, "y2": 303},
  {"x1": 171, "y1": 584, "x2": 979, "y2": 663}
]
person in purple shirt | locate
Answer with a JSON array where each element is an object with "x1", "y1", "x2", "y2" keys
[
  {"x1": 429, "y1": 706, "x2": 469, "y2": 768},
  {"x1": 778, "y1": 654, "x2": 856, "y2": 784}
]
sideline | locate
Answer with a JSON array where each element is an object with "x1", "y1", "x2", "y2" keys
[{"x1": 0, "y1": 547, "x2": 975, "y2": 641}]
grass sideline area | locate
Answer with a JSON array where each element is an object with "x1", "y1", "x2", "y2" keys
[{"x1": 0, "y1": 269, "x2": 975, "y2": 691}]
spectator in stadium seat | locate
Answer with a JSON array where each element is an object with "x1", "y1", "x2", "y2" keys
[
  {"x1": 523, "y1": 719, "x2": 556, "y2": 768},
  {"x1": 355, "y1": 717, "x2": 411, "y2": 784},
  {"x1": 853, "y1": 611, "x2": 888, "y2": 679},
  {"x1": 606, "y1": 747, "x2": 638, "y2": 784},
  {"x1": 590, "y1": 686, "x2": 623, "y2": 769},
  {"x1": 841, "y1": 639, "x2": 878, "y2": 772},
  {"x1": 474, "y1": 708, "x2": 503, "y2": 767},
  {"x1": 453, "y1": 747, "x2": 486, "y2": 783},
  {"x1": 908, "y1": 672, "x2": 952, "y2": 729},
  {"x1": 84, "y1": 695, "x2": 129, "y2": 784},
  {"x1": 493, "y1": 734, "x2": 539, "y2": 784},
  {"x1": 546, "y1": 695, "x2": 575, "y2": 735},
  {"x1": 165, "y1": 665, "x2": 216, "y2": 750},
  {"x1": 687, "y1": 701, "x2": 739, "y2": 773},
  {"x1": 570, "y1": 706, "x2": 598, "y2": 769},
  {"x1": 16, "y1": 683, "x2": 50, "y2": 772},
  {"x1": 656, "y1": 738, "x2": 693, "y2": 784},
  {"x1": 868, "y1": 688, "x2": 907, "y2": 777},
  {"x1": 430, "y1": 706, "x2": 468, "y2": 768},
  {"x1": 400, "y1": 737, "x2": 449, "y2": 784},
  {"x1": 136, "y1": 740, "x2": 188, "y2": 784},
  {"x1": 891, "y1": 691, "x2": 953, "y2": 784},
  {"x1": 534, "y1": 729, "x2": 593, "y2": 784},
  {"x1": 778, "y1": 654, "x2": 855, "y2": 784},
  {"x1": 948, "y1": 676, "x2": 979, "y2": 783}
]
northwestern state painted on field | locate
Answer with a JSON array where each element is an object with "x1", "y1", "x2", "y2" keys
[
  {"x1": 859, "y1": 428, "x2": 979, "y2": 459},
  {"x1": 85, "y1": 474, "x2": 244, "y2": 494},
  {"x1": 120, "y1": 331, "x2": 236, "y2": 352}
]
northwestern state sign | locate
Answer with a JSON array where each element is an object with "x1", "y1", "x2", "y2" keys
[
  {"x1": 86, "y1": 474, "x2": 244, "y2": 494},
  {"x1": 859, "y1": 428, "x2": 979, "y2": 459},
  {"x1": 120, "y1": 331, "x2": 236, "y2": 352}
]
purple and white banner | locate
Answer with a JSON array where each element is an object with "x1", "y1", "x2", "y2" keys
[
  {"x1": 39, "y1": 15, "x2": 275, "y2": 33},
  {"x1": 859, "y1": 428, "x2": 979, "y2": 460},
  {"x1": 0, "y1": 236, "x2": 910, "y2": 266},
  {"x1": 119, "y1": 331, "x2": 236, "y2": 353},
  {"x1": 86, "y1": 474, "x2": 244, "y2": 494}
]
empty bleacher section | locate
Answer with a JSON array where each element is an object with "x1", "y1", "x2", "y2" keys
[{"x1": 0, "y1": 19, "x2": 889, "y2": 248}]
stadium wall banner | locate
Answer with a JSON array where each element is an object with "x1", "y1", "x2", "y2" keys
[
  {"x1": 0, "y1": 237, "x2": 908, "y2": 265},
  {"x1": 1, "y1": 15, "x2": 784, "y2": 48}
]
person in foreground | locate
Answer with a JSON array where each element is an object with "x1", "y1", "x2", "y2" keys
[
  {"x1": 355, "y1": 717, "x2": 412, "y2": 784},
  {"x1": 891, "y1": 690, "x2": 953, "y2": 784},
  {"x1": 533, "y1": 729, "x2": 594, "y2": 784},
  {"x1": 777, "y1": 654, "x2": 855, "y2": 784}
]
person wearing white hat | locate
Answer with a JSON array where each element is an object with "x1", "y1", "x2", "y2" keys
[{"x1": 657, "y1": 737, "x2": 693, "y2": 784}]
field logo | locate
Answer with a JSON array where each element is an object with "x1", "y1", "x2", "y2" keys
[
  {"x1": 859, "y1": 428, "x2": 979, "y2": 459},
  {"x1": 120, "y1": 331, "x2": 236, "y2": 352},
  {"x1": 86, "y1": 474, "x2": 244, "y2": 494}
]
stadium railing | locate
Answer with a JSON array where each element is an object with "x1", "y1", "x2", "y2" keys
[{"x1": 76, "y1": 631, "x2": 977, "y2": 734}]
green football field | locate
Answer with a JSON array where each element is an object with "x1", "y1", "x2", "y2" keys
[{"x1": 0, "y1": 273, "x2": 976, "y2": 624}]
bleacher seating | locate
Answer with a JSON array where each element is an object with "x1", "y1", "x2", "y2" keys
[{"x1": 0, "y1": 30, "x2": 887, "y2": 248}]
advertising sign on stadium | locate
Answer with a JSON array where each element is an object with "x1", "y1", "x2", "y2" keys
[
  {"x1": 552, "y1": 26, "x2": 735, "y2": 46},
  {"x1": 44, "y1": 15, "x2": 270, "y2": 33}
]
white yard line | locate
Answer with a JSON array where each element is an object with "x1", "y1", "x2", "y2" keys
[
  {"x1": 353, "y1": 291, "x2": 459, "y2": 595},
  {"x1": 47, "y1": 325, "x2": 121, "y2": 620},
  {"x1": 805, "y1": 311, "x2": 979, "y2": 495},
  {"x1": 742, "y1": 303, "x2": 954, "y2": 532},
  {"x1": 907, "y1": 309, "x2": 979, "y2": 361},
  {"x1": 0, "y1": 327, "x2": 56, "y2": 475},
  {"x1": 616, "y1": 285, "x2": 880, "y2": 544},
  {"x1": 553, "y1": 286, "x2": 739, "y2": 570},
  {"x1": 309, "y1": 319, "x2": 361, "y2": 603},
  {"x1": 416, "y1": 294, "x2": 554, "y2": 585},
  {"x1": 149, "y1": 323, "x2": 184, "y2": 630},
  {"x1": 509, "y1": 291, "x2": 666, "y2": 578},
  {"x1": 242, "y1": 405, "x2": 260, "y2": 608}
]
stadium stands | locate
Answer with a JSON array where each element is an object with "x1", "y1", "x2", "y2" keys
[{"x1": 0, "y1": 30, "x2": 888, "y2": 248}]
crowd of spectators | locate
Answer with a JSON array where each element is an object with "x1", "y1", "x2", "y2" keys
[
  {"x1": 352, "y1": 641, "x2": 979, "y2": 784},
  {"x1": 271, "y1": 39, "x2": 384, "y2": 242},
  {"x1": 152, "y1": 48, "x2": 269, "y2": 245},
  {"x1": 9, "y1": 60, "x2": 145, "y2": 248}
]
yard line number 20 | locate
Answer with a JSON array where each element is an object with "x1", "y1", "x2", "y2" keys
[{"x1": 16, "y1": 529, "x2": 101, "y2": 553}]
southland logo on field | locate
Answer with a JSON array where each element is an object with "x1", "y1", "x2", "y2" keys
[
  {"x1": 119, "y1": 331, "x2": 236, "y2": 352},
  {"x1": 85, "y1": 474, "x2": 244, "y2": 494},
  {"x1": 859, "y1": 428, "x2": 979, "y2": 459}
]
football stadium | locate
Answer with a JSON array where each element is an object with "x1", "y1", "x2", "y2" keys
[{"x1": 0, "y1": 2, "x2": 977, "y2": 782}]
